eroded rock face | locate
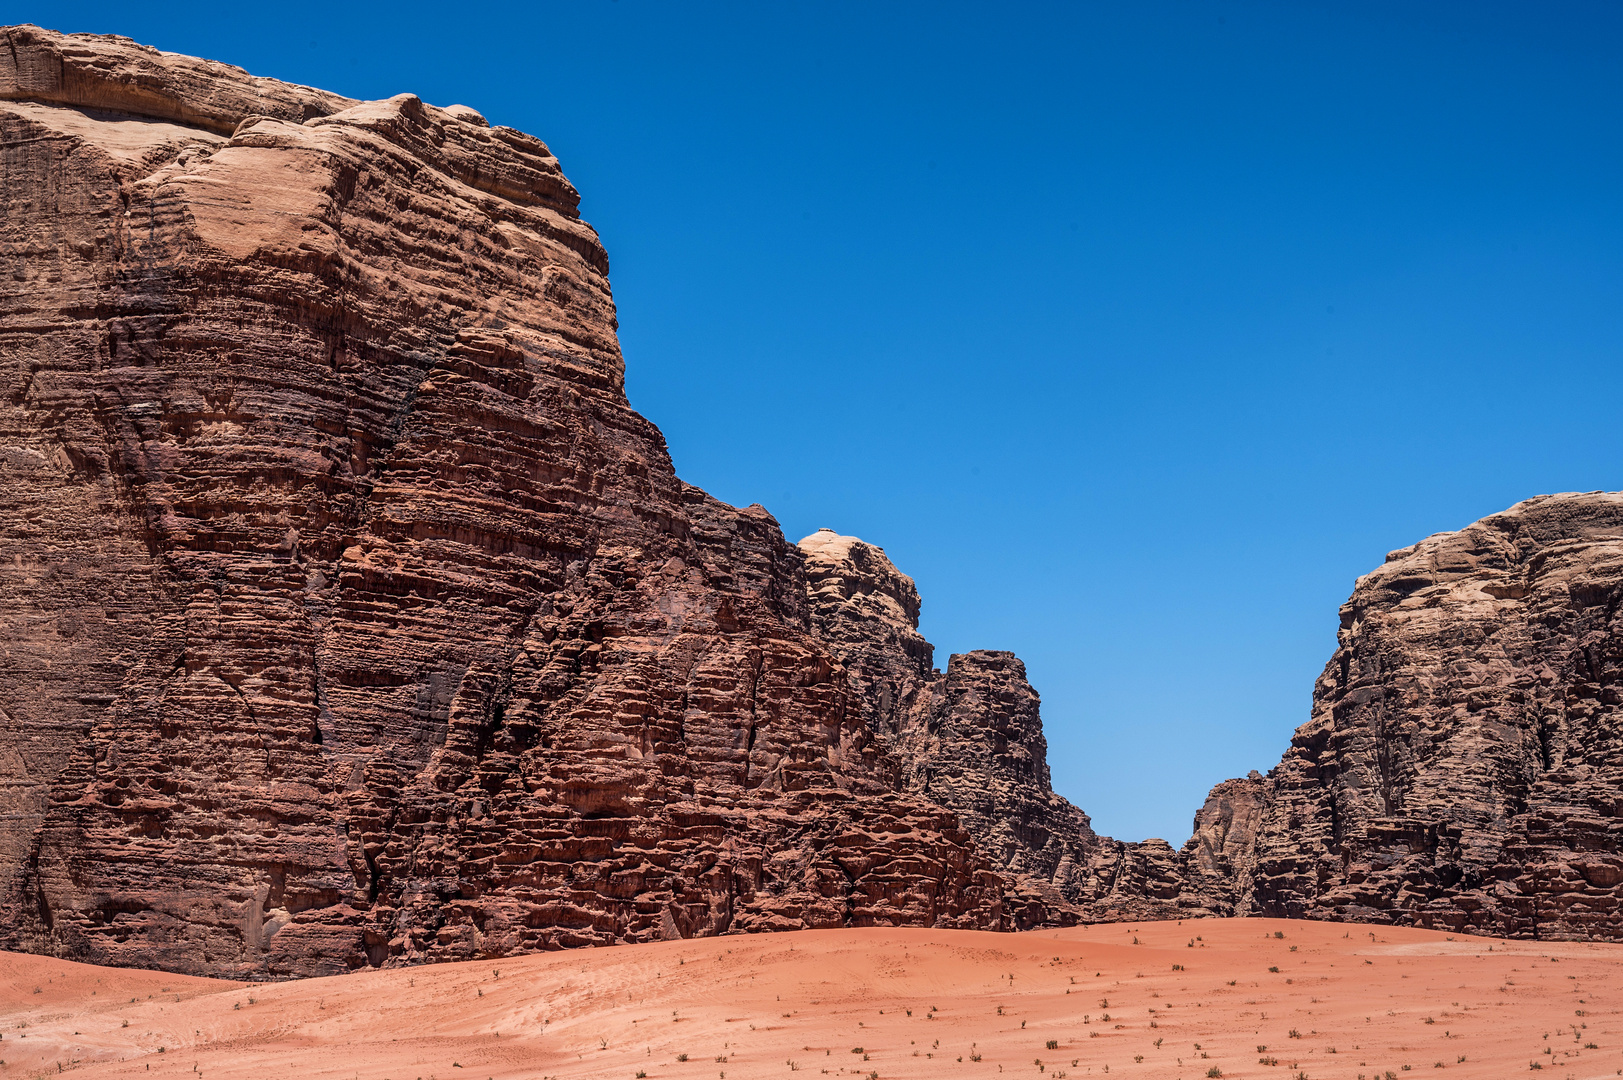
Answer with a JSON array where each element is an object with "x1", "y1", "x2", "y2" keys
[
  {"x1": 1241, "y1": 492, "x2": 1623, "y2": 939},
  {"x1": 0, "y1": 25, "x2": 1009, "y2": 978},
  {"x1": 798, "y1": 494, "x2": 1623, "y2": 943},
  {"x1": 797, "y1": 530, "x2": 1230, "y2": 923},
  {"x1": 1176, "y1": 775, "x2": 1270, "y2": 915},
  {"x1": 8, "y1": 25, "x2": 1618, "y2": 975},
  {"x1": 799, "y1": 529, "x2": 934, "y2": 743}
]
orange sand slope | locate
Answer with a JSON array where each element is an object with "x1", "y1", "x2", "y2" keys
[{"x1": 2, "y1": 918, "x2": 1619, "y2": 1079}]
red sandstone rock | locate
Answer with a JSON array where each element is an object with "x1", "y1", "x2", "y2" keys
[
  {"x1": 796, "y1": 495, "x2": 1623, "y2": 941},
  {"x1": 797, "y1": 529, "x2": 1227, "y2": 922},
  {"x1": 6, "y1": 25, "x2": 1620, "y2": 977},
  {"x1": 0, "y1": 25, "x2": 1008, "y2": 978},
  {"x1": 1238, "y1": 491, "x2": 1623, "y2": 939},
  {"x1": 1175, "y1": 774, "x2": 1269, "y2": 913}
]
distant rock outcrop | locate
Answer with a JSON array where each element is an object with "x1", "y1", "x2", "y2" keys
[
  {"x1": 1178, "y1": 775, "x2": 1270, "y2": 914},
  {"x1": 798, "y1": 492, "x2": 1623, "y2": 944},
  {"x1": 797, "y1": 529, "x2": 1226, "y2": 922}
]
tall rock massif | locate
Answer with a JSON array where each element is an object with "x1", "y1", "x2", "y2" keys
[
  {"x1": 0, "y1": 25, "x2": 1010, "y2": 978},
  {"x1": 1241, "y1": 492, "x2": 1623, "y2": 940},
  {"x1": 3, "y1": 25, "x2": 1619, "y2": 978}
]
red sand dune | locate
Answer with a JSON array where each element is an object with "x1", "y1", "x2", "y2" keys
[{"x1": 2, "y1": 918, "x2": 1619, "y2": 1079}]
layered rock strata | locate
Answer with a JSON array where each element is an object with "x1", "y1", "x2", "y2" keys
[
  {"x1": 0, "y1": 25, "x2": 1011, "y2": 979},
  {"x1": 798, "y1": 529, "x2": 1225, "y2": 922},
  {"x1": 5, "y1": 24, "x2": 1619, "y2": 979},
  {"x1": 797, "y1": 493, "x2": 1623, "y2": 943},
  {"x1": 1239, "y1": 492, "x2": 1623, "y2": 940}
]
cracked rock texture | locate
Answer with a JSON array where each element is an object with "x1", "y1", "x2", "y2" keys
[
  {"x1": 1241, "y1": 492, "x2": 1623, "y2": 940},
  {"x1": 0, "y1": 25, "x2": 1013, "y2": 978}
]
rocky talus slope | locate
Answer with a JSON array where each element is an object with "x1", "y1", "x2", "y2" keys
[
  {"x1": 0, "y1": 25, "x2": 1012, "y2": 978},
  {"x1": 1242, "y1": 492, "x2": 1623, "y2": 940}
]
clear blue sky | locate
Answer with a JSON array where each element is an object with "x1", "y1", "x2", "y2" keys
[{"x1": 27, "y1": 2, "x2": 1623, "y2": 843}]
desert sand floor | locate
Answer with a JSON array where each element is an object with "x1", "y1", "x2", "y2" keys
[{"x1": 2, "y1": 917, "x2": 1619, "y2": 1080}]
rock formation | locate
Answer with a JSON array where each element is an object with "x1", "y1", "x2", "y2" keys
[
  {"x1": 1176, "y1": 774, "x2": 1271, "y2": 914},
  {"x1": 1237, "y1": 492, "x2": 1623, "y2": 940},
  {"x1": 797, "y1": 529, "x2": 1224, "y2": 922},
  {"x1": 796, "y1": 495, "x2": 1623, "y2": 942},
  {"x1": 0, "y1": 24, "x2": 1012, "y2": 979},
  {"x1": 3, "y1": 25, "x2": 1619, "y2": 980}
]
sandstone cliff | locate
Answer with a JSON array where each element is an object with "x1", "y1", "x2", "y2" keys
[
  {"x1": 0, "y1": 25, "x2": 1013, "y2": 978},
  {"x1": 796, "y1": 494, "x2": 1623, "y2": 944},
  {"x1": 1236, "y1": 492, "x2": 1623, "y2": 940},
  {"x1": 5, "y1": 24, "x2": 1619, "y2": 978},
  {"x1": 797, "y1": 529, "x2": 1225, "y2": 922}
]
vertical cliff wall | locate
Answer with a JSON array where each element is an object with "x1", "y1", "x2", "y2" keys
[
  {"x1": 5, "y1": 25, "x2": 1619, "y2": 978},
  {"x1": 1238, "y1": 492, "x2": 1623, "y2": 940},
  {"x1": 0, "y1": 25, "x2": 1011, "y2": 978}
]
